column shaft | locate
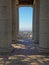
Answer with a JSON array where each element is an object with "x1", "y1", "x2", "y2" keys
[
  {"x1": 33, "y1": 0, "x2": 40, "y2": 43},
  {"x1": 12, "y1": 0, "x2": 19, "y2": 42},
  {"x1": 39, "y1": 0, "x2": 49, "y2": 53},
  {"x1": 0, "y1": 0, "x2": 12, "y2": 52}
]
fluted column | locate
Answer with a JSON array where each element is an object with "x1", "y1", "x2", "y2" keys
[
  {"x1": 12, "y1": 0, "x2": 19, "y2": 43},
  {"x1": 33, "y1": 0, "x2": 39, "y2": 43},
  {"x1": 39, "y1": 0, "x2": 49, "y2": 53},
  {"x1": 0, "y1": 0, "x2": 12, "y2": 52}
]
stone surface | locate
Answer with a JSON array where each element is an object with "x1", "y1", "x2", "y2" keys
[
  {"x1": 12, "y1": 0, "x2": 19, "y2": 42},
  {"x1": 0, "y1": 40, "x2": 49, "y2": 65},
  {"x1": 33, "y1": 0, "x2": 40, "y2": 43},
  {"x1": 39, "y1": 0, "x2": 49, "y2": 53},
  {"x1": 0, "y1": 0, "x2": 12, "y2": 51}
]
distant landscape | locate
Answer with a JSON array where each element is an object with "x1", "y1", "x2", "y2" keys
[{"x1": 18, "y1": 30, "x2": 32, "y2": 39}]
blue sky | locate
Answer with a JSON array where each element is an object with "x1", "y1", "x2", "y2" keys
[{"x1": 19, "y1": 7, "x2": 33, "y2": 31}]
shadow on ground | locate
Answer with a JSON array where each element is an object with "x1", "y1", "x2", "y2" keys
[{"x1": 0, "y1": 39, "x2": 49, "y2": 65}]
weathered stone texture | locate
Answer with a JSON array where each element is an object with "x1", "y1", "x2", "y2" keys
[
  {"x1": 0, "y1": 0, "x2": 12, "y2": 51},
  {"x1": 39, "y1": 0, "x2": 49, "y2": 53},
  {"x1": 33, "y1": 0, "x2": 40, "y2": 43},
  {"x1": 12, "y1": 0, "x2": 19, "y2": 42}
]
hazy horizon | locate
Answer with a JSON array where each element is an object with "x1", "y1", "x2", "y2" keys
[{"x1": 19, "y1": 29, "x2": 32, "y2": 32}]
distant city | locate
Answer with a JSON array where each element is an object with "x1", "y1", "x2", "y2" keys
[
  {"x1": 18, "y1": 30, "x2": 32, "y2": 39},
  {"x1": 19, "y1": 30, "x2": 32, "y2": 32}
]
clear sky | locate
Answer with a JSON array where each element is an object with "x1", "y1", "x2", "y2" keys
[{"x1": 19, "y1": 7, "x2": 33, "y2": 31}]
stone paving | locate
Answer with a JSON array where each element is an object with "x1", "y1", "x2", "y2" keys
[{"x1": 0, "y1": 39, "x2": 49, "y2": 65}]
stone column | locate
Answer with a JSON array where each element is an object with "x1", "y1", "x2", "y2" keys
[
  {"x1": 12, "y1": 0, "x2": 19, "y2": 43},
  {"x1": 33, "y1": 0, "x2": 40, "y2": 43},
  {"x1": 0, "y1": 0, "x2": 12, "y2": 52},
  {"x1": 39, "y1": 0, "x2": 49, "y2": 53}
]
